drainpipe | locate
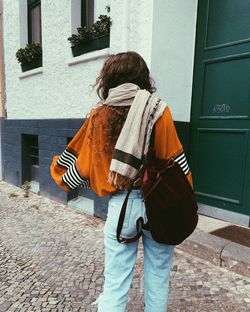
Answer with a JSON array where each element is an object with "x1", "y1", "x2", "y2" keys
[
  {"x1": 0, "y1": 0, "x2": 5, "y2": 180},
  {"x1": 0, "y1": 0, "x2": 5, "y2": 117},
  {"x1": 122, "y1": 0, "x2": 130, "y2": 51}
]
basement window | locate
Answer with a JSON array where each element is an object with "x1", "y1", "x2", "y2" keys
[{"x1": 21, "y1": 134, "x2": 40, "y2": 193}]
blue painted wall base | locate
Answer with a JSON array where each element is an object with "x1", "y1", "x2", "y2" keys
[{"x1": 2, "y1": 118, "x2": 190, "y2": 220}]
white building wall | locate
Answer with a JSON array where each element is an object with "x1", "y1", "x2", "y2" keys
[
  {"x1": 0, "y1": 0, "x2": 4, "y2": 180},
  {"x1": 151, "y1": 0, "x2": 198, "y2": 122},
  {"x1": 110, "y1": 0, "x2": 153, "y2": 65},
  {"x1": 4, "y1": 0, "x2": 154, "y2": 120}
]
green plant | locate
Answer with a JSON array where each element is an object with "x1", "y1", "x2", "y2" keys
[
  {"x1": 16, "y1": 43, "x2": 42, "y2": 64},
  {"x1": 67, "y1": 14, "x2": 112, "y2": 47},
  {"x1": 73, "y1": 26, "x2": 93, "y2": 45},
  {"x1": 91, "y1": 15, "x2": 111, "y2": 38}
]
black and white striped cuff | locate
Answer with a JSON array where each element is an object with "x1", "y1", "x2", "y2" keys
[
  {"x1": 80, "y1": 180, "x2": 91, "y2": 189},
  {"x1": 57, "y1": 149, "x2": 77, "y2": 169},
  {"x1": 174, "y1": 152, "x2": 190, "y2": 175},
  {"x1": 62, "y1": 162, "x2": 90, "y2": 189}
]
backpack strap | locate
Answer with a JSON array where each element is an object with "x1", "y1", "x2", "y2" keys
[{"x1": 116, "y1": 186, "x2": 145, "y2": 243}]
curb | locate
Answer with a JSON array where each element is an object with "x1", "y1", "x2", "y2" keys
[{"x1": 177, "y1": 229, "x2": 250, "y2": 277}]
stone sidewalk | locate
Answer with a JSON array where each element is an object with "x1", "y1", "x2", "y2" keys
[
  {"x1": 0, "y1": 181, "x2": 250, "y2": 312},
  {"x1": 179, "y1": 215, "x2": 250, "y2": 277}
]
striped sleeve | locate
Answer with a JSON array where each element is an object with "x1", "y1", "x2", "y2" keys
[
  {"x1": 174, "y1": 152, "x2": 190, "y2": 175},
  {"x1": 154, "y1": 106, "x2": 193, "y2": 188},
  {"x1": 50, "y1": 114, "x2": 92, "y2": 191},
  {"x1": 57, "y1": 149, "x2": 77, "y2": 169},
  {"x1": 62, "y1": 162, "x2": 90, "y2": 190}
]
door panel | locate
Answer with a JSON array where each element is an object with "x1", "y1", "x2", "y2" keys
[
  {"x1": 206, "y1": 0, "x2": 250, "y2": 48},
  {"x1": 194, "y1": 129, "x2": 248, "y2": 204},
  {"x1": 202, "y1": 57, "x2": 250, "y2": 118},
  {"x1": 190, "y1": 0, "x2": 250, "y2": 217}
]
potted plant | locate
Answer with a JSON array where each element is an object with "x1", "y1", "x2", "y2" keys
[
  {"x1": 68, "y1": 14, "x2": 112, "y2": 57},
  {"x1": 16, "y1": 43, "x2": 42, "y2": 72}
]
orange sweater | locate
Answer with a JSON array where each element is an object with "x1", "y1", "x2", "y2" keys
[{"x1": 50, "y1": 105, "x2": 193, "y2": 196}]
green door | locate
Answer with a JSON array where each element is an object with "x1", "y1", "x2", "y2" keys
[{"x1": 190, "y1": 0, "x2": 250, "y2": 219}]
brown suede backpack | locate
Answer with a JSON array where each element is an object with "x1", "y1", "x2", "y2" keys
[{"x1": 116, "y1": 131, "x2": 199, "y2": 246}]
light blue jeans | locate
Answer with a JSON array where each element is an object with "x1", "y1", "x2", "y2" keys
[{"x1": 98, "y1": 189, "x2": 175, "y2": 312}]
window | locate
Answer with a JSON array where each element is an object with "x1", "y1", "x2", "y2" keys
[
  {"x1": 27, "y1": 0, "x2": 42, "y2": 44},
  {"x1": 70, "y1": 0, "x2": 110, "y2": 57},
  {"x1": 21, "y1": 134, "x2": 39, "y2": 183},
  {"x1": 81, "y1": 0, "x2": 94, "y2": 28}
]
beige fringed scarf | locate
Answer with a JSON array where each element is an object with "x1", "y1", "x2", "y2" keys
[{"x1": 104, "y1": 83, "x2": 168, "y2": 189}]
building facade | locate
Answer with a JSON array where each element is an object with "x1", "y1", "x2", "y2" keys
[{"x1": 1, "y1": 0, "x2": 249, "y2": 226}]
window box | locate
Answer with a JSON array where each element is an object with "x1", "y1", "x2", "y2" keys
[
  {"x1": 71, "y1": 34, "x2": 110, "y2": 57},
  {"x1": 20, "y1": 54, "x2": 42, "y2": 72}
]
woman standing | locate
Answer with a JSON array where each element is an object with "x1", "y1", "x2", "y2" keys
[{"x1": 50, "y1": 51, "x2": 193, "y2": 311}]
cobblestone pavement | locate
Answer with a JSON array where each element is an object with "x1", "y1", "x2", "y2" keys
[{"x1": 0, "y1": 181, "x2": 249, "y2": 312}]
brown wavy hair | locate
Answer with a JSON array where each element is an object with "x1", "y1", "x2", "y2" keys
[{"x1": 91, "y1": 51, "x2": 156, "y2": 154}]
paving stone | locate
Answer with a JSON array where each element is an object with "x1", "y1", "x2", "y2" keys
[
  {"x1": 0, "y1": 181, "x2": 249, "y2": 311},
  {"x1": 0, "y1": 301, "x2": 12, "y2": 311}
]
